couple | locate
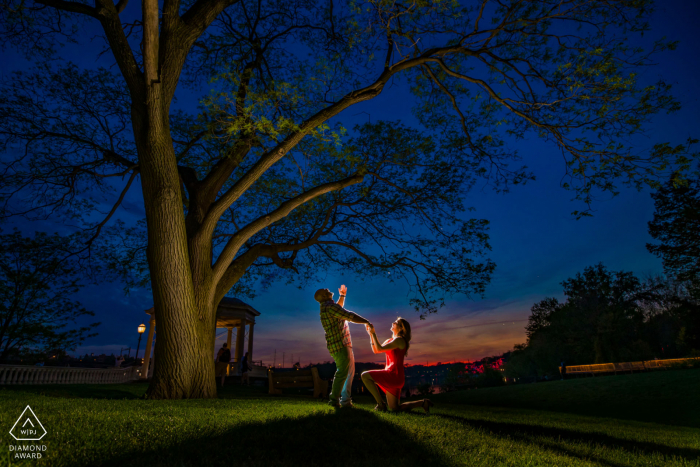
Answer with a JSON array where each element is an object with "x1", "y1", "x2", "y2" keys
[{"x1": 314, "y1": 284, "x2": 434, "y2": 413}]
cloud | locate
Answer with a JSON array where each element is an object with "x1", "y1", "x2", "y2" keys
[{"x1": 249, "y1": 295, "x2": 534, "y2": 365}]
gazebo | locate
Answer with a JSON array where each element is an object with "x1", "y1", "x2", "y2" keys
[
  {"x1": 140, "y1": 297, "x2": 261, "y2": 379},
  {"x1": 215, "y1": 297, "x2": 261, "y2": 373}
]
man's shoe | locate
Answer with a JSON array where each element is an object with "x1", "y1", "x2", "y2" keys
[
  {"x1": 327, "y1": 399, "x2": 341, "y2": 408},
  {"x1": 340, "y1": 401, "x2": 354, "y2": 408}
]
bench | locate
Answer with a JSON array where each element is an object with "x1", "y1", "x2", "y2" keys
[{"x1": 268, "y1": 367, "x2": 328, "y2": 398}]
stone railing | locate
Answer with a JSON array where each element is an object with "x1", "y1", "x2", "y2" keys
[
  {"x1": 226, "y1": 363, "x2": 268, "y2": 378},
  {"x1": 250, "y1": 364, "x2": 268, "y2": 378},
  {"x1": 0, "y1": 365, "x2": 141, "y2": 385}
]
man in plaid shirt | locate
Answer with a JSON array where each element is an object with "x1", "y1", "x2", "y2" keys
[{"x1": 315, "y1": 284, "x2": 371, "y2": 408}]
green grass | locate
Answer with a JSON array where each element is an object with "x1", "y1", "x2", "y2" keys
[
  {"x1": 436, "y1": 369, "x2": 700, "y2": 428},
  {"x1": 0, "y1": 370, "x2": 698, "y2": 467}
]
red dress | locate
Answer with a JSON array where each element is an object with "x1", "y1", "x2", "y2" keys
[{"x1": 367, "y1": 337, "x2": 406, "y2": 398}]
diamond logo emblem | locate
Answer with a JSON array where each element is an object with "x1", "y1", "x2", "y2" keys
[{"x1": 9, "y1": 406, "x2": 47, "y2": 441}]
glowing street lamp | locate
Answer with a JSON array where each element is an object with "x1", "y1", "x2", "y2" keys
[{"x1": 135, "y1": 324, "x2": 146, "y2": 360}]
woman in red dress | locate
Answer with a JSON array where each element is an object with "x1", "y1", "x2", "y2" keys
[{"x1": 361, "y1": 317, "x2": 434, "y2": 413}]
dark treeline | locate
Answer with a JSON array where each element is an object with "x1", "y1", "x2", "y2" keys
[
  {"x1": 504, "y1": 264, "x2": 700, "y2": 380},
  {"x1": 444, "y1": 356, "x2": 509, "y2": 390},
  {"x1": 0, "y1": 229, "x2": 99, "y2": 363},
  {"x1": 505, "y1": 176, "x2": 700, "y2": 381}
]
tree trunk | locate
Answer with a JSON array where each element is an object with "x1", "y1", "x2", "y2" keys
[{"x1": 132, "y1": 85, "x2": 218, "y2": 399}]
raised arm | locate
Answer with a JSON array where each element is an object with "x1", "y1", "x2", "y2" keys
[{"x1": 336, "y1": 284, "x2": 347, "y2": 308}]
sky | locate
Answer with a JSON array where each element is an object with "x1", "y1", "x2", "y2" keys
[{"x1": 2, "y1": 1, "x2": 699, "y2": 367}]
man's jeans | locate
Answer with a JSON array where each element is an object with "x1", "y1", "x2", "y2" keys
[{"x1": 330, "y1": 346, "x2": 355, "y2": 404}]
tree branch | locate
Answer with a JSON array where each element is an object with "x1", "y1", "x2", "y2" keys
[
  {"x1": 94, "y1": 0, "x2": 143, "y2": 95},
  {"x1": 200, "y1": 44, "x2": 471, "y2": 239},
  {"x1": 84, "y1": 169, "x2": 138, "y2": 246},
  {"x1": 211, "y1": 173, "x2": 365, "y2": 282},
  {"x1": 34, "y1": 0, "x2": 98, "y2": 18},
  {"x1": 115, "y1": 0, "x2": 128, "y2": 14}
]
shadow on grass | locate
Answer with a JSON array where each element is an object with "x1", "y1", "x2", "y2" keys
[
  {"x1": 431, "y1": 412, "x2": 700, "y2": 466},
  {"x1": 88, "y1": 409, "x2": 453, "y2": 467},
  {"x1": 215, "y1": 383, "x2": 270, "y2": 399},
  {"x1": 2, "y1": 382, "x2": 311, "y2": 401},
  {"x1": 0, "y1": 383, "x2": 146, "y2": 400}
]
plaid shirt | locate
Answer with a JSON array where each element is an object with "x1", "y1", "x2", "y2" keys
[{"x1": 319, "y1": 300, "x2": 355, "y2": 354}]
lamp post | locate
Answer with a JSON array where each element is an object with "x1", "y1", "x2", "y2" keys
[{"x1": 135, "y1": 324, "x2": 146, "y2": 361}]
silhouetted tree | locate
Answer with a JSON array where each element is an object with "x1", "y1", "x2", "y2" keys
[
  {"x1": 559, "y1": 264, "x2": 647, "y2": 364},
  {"x1": 637, "y1": 275, "x2": 700, "y2": 358},
  {"x1": 475, "y1": 365, "x2": 505, "y2": 388},
  {"x1": 525, "y1": 297, "x2": 562, "y2": 340},
  {"x1": 647, "y1": 177, "x2": 700, "y2": 284},
  {"x1": 444, "y1": 362, "x2": 467, "y2": 390},
  {"x1": 416, "y1": 382, "x2": 434, "y2": 396},
  {"x1": 0, "y1": 229, "x2": 100, "y2": 362},
  {"x1": 503, "y1": 343, "x2": 540, "y2": 382},
  {"x1": 0, "y1": 0, "x2": 696, "y2": 398},
  {"x1": 506, "y1": 264, "x2": 666, "y2": 378}
]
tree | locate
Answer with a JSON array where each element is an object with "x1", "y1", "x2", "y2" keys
[
  {"x1": 474, "y1": 365, "x2": 505, "y2": 388},
  {"x1": 647, "y1": 177, "x2": 700, "y2": 284},
  {"x1": 509, "y1": 264, "x2": 651, "y2": 377},
  {"x1": 444, "y1": 362, "x2": 467, "y2": 390},
  {"x1": 637, "y1": 275, "x2": 700, "y2": 357},
  {"x1": 518, "y1": 297, "x2": 566, "y2": 378},
  {"x1": 416, "y1": 382, "x2": 434, "y2": 396},
  {"x1": 557, "y1": 263, "x2": 650, "y2": 363},
  {"x1": 503, "y1": 343, "x2": 539, "y2": 382},
  {"x1": 525, "y1": 297, "x2": 561, "y2": 340},
  {"x1": 0, "y1": 0, "x2": 696, "y2": 398},
  {"x1": 0, "y1": 229, "x2": 100, "y2": 362},
  {"x1": 510, "y1": 267, "x2": 700, "y2": 378}
]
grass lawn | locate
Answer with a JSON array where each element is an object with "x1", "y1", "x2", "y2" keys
[{"x1": 0, "y1": 370, "x2": 698, "y2": 467}]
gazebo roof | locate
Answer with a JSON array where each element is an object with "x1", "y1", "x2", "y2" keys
[
  {"x1": 218, "y1": 297, "x2": 261, "y2": 315},
  {"x1": 216, "y1": 297, "x2": 260, "y2": 328}
]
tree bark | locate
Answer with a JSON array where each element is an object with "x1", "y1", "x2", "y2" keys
[
  {"x1": 131, "y1": 71, "x2": 218, "y2": 398},
  {"x1": 124, "y1": 0, "x2": 217, "y2": 399}
]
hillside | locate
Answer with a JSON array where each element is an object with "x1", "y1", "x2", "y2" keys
[{"x1": 433, "y1": 368, "x2": 700, "y2": 428}]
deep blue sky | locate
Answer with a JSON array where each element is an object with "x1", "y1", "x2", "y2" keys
[{"x1": 2, "y1": 1, "x2": 699, "y2": 366}]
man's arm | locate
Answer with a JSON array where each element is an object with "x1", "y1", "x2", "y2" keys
[
  {"x1": 326, "y1": 301, "x2": 370, "y2": 326},
  {"x1": 347, "y1": 313, "x2": 370, "y2": 326},
  {"x1": 336, "y1": 284, "x2": 347, "y2": 308}
]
